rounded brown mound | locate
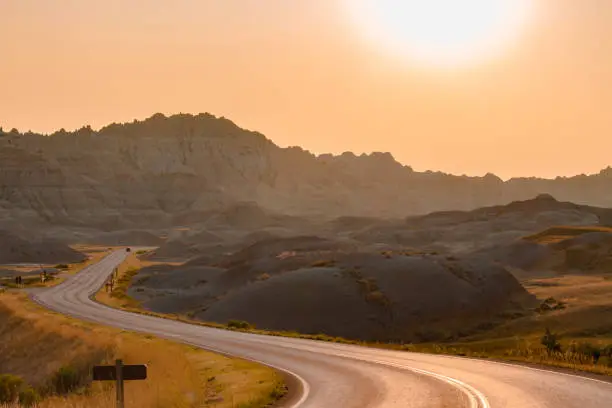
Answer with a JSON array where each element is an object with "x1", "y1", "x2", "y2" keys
[
  {"x1": 556, "y1": 232, "x2": 612, "y2": 271},
  {"x1": 472, "y1": 240, "x2": 554, "y2": 270},
  {"x1": 196, "y1": 253, "x2": 534, "y2": 342},
  {"x1": 198, "y1": 267, "x2": 383, "y2": 339},
  {"x1": 0, "y1": 230, "x2": 85, "y2": 264}
]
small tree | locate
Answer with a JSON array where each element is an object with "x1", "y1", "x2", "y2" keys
[{"x1": 541, "y1": 328, "x2": 561, "y2": 354}]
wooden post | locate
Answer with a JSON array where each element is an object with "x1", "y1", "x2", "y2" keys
[
  {"x1": 93, "y1": 361, "x2": 146, "y2": 408},
  {"x1": 115, "y1": 359, "x2": 124, "y2": 408}
]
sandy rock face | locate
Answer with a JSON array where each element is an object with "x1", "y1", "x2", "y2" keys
[{"x1": 1, "y1": 113, "x2": 612, "y2": 229}]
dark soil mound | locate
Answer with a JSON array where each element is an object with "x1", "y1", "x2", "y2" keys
[
  {"x1": 131, "y1": 242, "x2": 535, "y2": 342},
  {"x1": 0, "y1": 230, "x2": 86, "y2": 264}
]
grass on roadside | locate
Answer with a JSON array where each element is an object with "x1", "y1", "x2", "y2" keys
[
  {"x1": 0, "y1": 292, "x2": 284, "y2": 408},
  {"x1": 95, "y1": 254, "x2": 143, "y2": 309}
]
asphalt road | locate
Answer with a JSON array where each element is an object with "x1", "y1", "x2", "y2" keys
[{"x1": 34, "y1": 251, "x2": 612, "y2": 408}]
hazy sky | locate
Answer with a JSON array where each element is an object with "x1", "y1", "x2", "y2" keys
[{"x1": 2, "y1": 1, "x2": 611, "y2": 179}]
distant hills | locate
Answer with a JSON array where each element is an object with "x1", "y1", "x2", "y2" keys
[
  {"x1": 1, "y1": 113, "x2": 611, "y2": 229},
  {"x1": 129, "y1": 194, "x2": 612, "y2": 342}
]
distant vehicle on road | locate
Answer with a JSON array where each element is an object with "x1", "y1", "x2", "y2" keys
[{"x1": 126, "y1": 248, "x2": 131, "y2": 252}]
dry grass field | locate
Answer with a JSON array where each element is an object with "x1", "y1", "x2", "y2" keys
[
  {"x1": 0, "y1": 292, "x2": 284, "y2": 408},
  {"x1": 524, "y1": 226, "x2": 612, "y2": 244}
]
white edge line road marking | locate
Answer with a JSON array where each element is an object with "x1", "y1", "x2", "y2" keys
[
  {"x1": 330, "y1": 352, "x2": 490, "y2": 408},
  {"x1": 33, "y1": 295, "x2": 311, "y2": 408},
  {"x1": 178, "y1": 339, "x2": 311, "y2": 408},
  {"x1": 422, "y1": 351, "x2": 612, "y2": 387}
]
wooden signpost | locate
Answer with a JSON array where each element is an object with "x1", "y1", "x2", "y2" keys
[{"x1": 93, "y1": 360, "x2": 147, "y2": 408}]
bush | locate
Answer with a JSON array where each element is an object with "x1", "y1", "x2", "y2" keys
[
  {"x1": 54, "y1": 264, "x2": 70, "y2": 270},
  {"x1": 269, "y1": 382, "x2": 288, "y2": 399},
  {"x1": 311, "y1": 260, "x2": 335, "y2": 267},
  {"x1": 227, "y1": 320, "x2": 253, "y2": 330},
  {"x1": 541, "y1": 328, "x2": 562, "y2": 354},
  {"x1": 569, "y1": 342, "x2": 602, "y2": 363},
  {"x1": 19, "y1": 387, "x2": 40, "y2": 407},
  {"x1": 0, "y1": 374, "x2": 24, "y2": 403},
  {"x1": 365, "y1": 290, "x2": 390, "y2": 306},
  {"x1": 50, "y1": 365, "x2": 82, "y2": 394}
]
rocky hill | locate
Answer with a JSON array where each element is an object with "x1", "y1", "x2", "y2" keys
[
  {"x1": 1, "y1": 113, "x2": 612, "y2": 230},
  {"x1": 479, "y1": 226, "x2": 612, "y2": 277},
  {"x1": 134, "y1": 195, "x2": 612, "y2": 342},
  {"x1": 0, "y1": 230, "x2": 86, "y2": 265},
  {"x1": 131, "y1": 237, "x2": 535, "y2": 342}
]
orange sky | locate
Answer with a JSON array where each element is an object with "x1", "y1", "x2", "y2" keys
[{"x1": 2, "y1": 1, "x2": 611, "y2": 179}]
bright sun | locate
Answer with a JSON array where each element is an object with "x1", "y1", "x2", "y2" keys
[{"x1": 344, "y1": 0, "x2": 535, "y2": 67}]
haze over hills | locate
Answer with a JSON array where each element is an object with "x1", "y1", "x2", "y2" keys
[
  {"x1": 2, "y1": 113, "x2": 612, "y2": 343},
  {"x1": 1, "y1": 113, "x2": 611, "y2": 232},
  {"x1": 126, "y1": 194, "x2": 612, "y2": 342}
]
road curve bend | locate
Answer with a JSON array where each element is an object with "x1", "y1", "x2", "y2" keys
[{"x1": 34, "y1": 251, "x2": 612, "y2": 408}]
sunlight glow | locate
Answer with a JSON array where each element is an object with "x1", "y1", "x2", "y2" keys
[{"x1": 344, "y1": 0, "x2": 535, "y2": 67}]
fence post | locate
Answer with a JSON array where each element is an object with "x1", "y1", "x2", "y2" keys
[{"x1": 116, "y1": 359, "x2": 124, "y2": 408}]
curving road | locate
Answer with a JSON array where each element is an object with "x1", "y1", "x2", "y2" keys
[{"x1": 34, "y1": 251, "x2": 612, "y2": 408}]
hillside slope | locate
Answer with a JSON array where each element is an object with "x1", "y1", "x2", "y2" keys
[
  {"x1": 0, "y1": 230, "x2": 86, "y2": 264},
  {"x1": 131, "y1": 237, "x2": 535, "y2": 342},
  {"x1": 1, "y1": 113, "x2": 612, "y2": 229}
]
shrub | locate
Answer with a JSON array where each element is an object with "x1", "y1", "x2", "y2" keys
[
  {"x1": 570, "y1": 342, "x2": 602, "y2": 364},
  {"x1": 19, "y1": 387, "x2": 40, "y2": 407},
  {"x1": 50, "y1": 365, "x2": 82, "y2": 394},
  {"x1": 400, "y1": 344, "x2": 417, "y2": 352},
  {"x1": 537, "y1": 297, "x2": 566, "y2": 313},
  {"x1": 311, "y1": 260, "x2": 335, "y2": 267},
  {"x1": 54, "y1": 264, "x2": 70, "y2": 270},
  {"x1": 227, "y1": 320, "x2": 253, "y2": 330},
  {"x1": 269, "y1": 382, "x2": 287, "y2": 399},
  {"x1": 365, "y1": 290, "x2": 390, "y2": 307},
  {"x1": 380, "y1": 251, "x2": 392, "y2": 259},
  {"x1": 0, "y1": 374, "x2": 24, "y2": 403},
  {"x1": 541, "y1": 328, "x2": 562, "y2": 354}
]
